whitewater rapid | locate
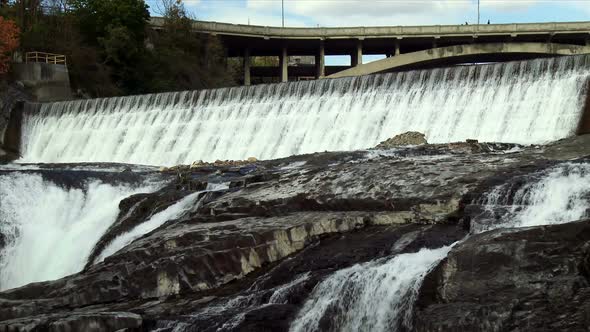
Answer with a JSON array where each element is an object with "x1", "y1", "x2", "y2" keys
[
  {"x1": 0, "y1": 172, "x2": 158, "y2": 290},
  {"x1": 289, "y1": 161, "x2": 590, "y2": 332},
  {"x1": 19, "y1": 55, "x2": 590, "y2": 165}
]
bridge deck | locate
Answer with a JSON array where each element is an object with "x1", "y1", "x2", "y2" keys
[
  {"x1": 151, "y1": 18, "x2": 590, "y2": 56},
  {"x1": 150, "y1": 18, "x2": 590, "y2": 84}
]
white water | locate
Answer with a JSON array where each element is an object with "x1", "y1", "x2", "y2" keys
[
  {"x1": 95, "y1": 183, "x2": 229, "y2": 263},
  {"x1": 269, "y1": 272, "x2": 311, "y2": 304},
  {"x1": 0, "y1": 173, "x2": 157, "y2": 290},
  {"x1": 474, "y1": 162, "x2": 590, "y2": 232},
  {"x1": 20, "y1": 55, "x2": 590, "y2": 165},
  {"x1": 290, "y1": 246, "x2": 452, "y2": 332},
  {"x1": 290, "y1": 162, "x2": 590, "y2": 331},
  {"x1": 94, "y1": 192, "x2": 202, "y2": 263}
]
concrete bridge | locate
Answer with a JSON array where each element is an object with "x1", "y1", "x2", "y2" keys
[{"x1": 150, "y1": 18, "x2": 590, "y2": 84}]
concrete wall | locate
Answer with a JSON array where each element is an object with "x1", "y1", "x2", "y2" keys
[
  {"x1": 1, "y1": 101, "x2": 23, "y2": 161},
  {"x1": 12, "y1": 63, "x2": 72, "y2": 102},
  {"x1": 0, "y1": 85, "x2": 29, "y2": 163}
]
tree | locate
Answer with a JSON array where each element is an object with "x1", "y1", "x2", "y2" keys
[
  {"x1": 69, "y1": 0, "x2": 149, "y2": 47},
  {"x1": 144, "y1": 0, "x2": 237, "y2": 92},
  {"x1": 0, "y1": 16, "x2": 19, "y2": 74},
  {"x1": 66, "y1": 0, "x2": 150, "y2": 94}
]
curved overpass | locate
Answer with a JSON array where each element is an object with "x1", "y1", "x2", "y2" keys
[
  {"x1": 150, "y1": 18, "x2": 590, "y2": 83},
  {"x1": 328, "y1": 42, "x2": 590, "y2": 78}
]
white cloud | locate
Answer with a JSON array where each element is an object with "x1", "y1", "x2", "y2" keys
[
  {"x1": 205, "y1": 11, "x2": 308, "y2": 26},
  {"x1": 248, "y1": 0, "x2": 475, "y2": 26},
  {"x1": 183, "y1": 0, "x2": 590, "y2": 27},
  {"x1": 480, "y1": 0, "x2": 539, "y2": 12}
]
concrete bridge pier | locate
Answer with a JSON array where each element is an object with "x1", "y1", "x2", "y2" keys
[
  {"x1": 433, "y1": 37, "x2": 440, "y2": 49},
  {"x1": 243, "y1": 48, "x2": 251, "y2": 86},
  {"x1": 386, "y1": 40, "x2": 401, "y2": 58},
  {"x1": 351, "y1": 39, "x2": 363, "y2": 67},
  {"x1": 315, "y1": 41, "x2": 325, "y2": 78},
  {"x1": 279, "y1": 45, "x2": 288, "y2": 82}
]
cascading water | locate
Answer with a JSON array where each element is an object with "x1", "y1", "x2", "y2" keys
[
  {"x1": 19, "y1": 55, "x2": 590, "y2": 166},
  {"x1": 94, "y1": 182, "x2": 228, "y2": 263},
  {"x1": 0, "y1": 171, "x2": 158, "y2": 290},
  {"x1": 472, "y1": 162, "x2": 590, "y2": 232},
  {"x1": 289, "y1": 161, "x2": 590, "y2": 332},
  {"x1": 290, "y1": 247, "x2": 452, "y2": 332}
]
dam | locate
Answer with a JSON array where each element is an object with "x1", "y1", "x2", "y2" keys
[
  {"x1": 4, "y1": 54, "x2": 590, "y2": 331},
  {"x1": 14, "y1": 54, "x2": 590, "y2": 166}
]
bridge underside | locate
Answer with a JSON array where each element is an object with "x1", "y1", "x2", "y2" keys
[
  {"x1": 230, "y1": 42, "x2": 590, "y2": 84},
  {"x1": 149, "y1": 17, "x2": 590, "y2": 84},
  {"x1": 219, "y1": 32, "x2": 590, "y2": 57},
  {"x1": 248, "y1": 52, "x2": 569, "y2": 82},
  {"x1": 328, "y1": 42, "x2": 590, "y2": 78}
]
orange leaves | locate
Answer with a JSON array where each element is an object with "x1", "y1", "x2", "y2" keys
[{"x1": 0, "y1": 17, "x2": 20, "y2": 74}]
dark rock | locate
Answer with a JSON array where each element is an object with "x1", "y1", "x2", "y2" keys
[
  {"x1": 4, "y1": 136, "x2": 590, "y2": 330},
  {"x1": 414, "y1": 220, "x2": 590, "y2": 332},
  {"x1": 0, "y1": 312, "x2": 142, "y2": 332}
]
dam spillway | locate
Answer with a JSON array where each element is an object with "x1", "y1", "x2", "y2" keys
[{"x1": 18, "y1": 55, "x2": 590, "y2": 166}]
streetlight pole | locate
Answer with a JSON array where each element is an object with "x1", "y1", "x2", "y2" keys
[
  {"x1": 477, "y1": 0, "x2": 480, "y2": 25},
  {"x1": 282, "y1": 0, "x2": 285, "y2": 27}
]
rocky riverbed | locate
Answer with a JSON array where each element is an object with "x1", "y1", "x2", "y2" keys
[{"x1": 2, "y1": 136, "x2": 590, "y2": 331}]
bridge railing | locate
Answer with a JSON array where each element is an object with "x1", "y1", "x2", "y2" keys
[{"x1": 25, "y1": 52, "x2": 67, "y2": 66}]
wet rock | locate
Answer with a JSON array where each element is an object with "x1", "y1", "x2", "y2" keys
[
  {"x1": 374, "y1": 131, "x2": 428, "y2": 148},
  {"x1": 4, "y1": 136, "x2": 590, "y2": 330},
  {"x1": 0, "y1": 312, "x2": 142, "y2": 332},
  {"x1": 414, "y1": 220, "x2": 590, "y2": 332},
  {"x1": 159, "y1": 223, "x2": 466, "y2": 332}
]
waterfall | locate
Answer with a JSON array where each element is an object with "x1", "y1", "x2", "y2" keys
[
  {"x1": 94, "y1": 183, "x2": 229, "y2": 263},
  {"x1": 472, "y1": 162, "x2": 590, "y2": 232},
  {"x1": 290, "y1": 161, "x2": 590, "y2": 331},
  {"x1": 289, "y1": 247, "x2": 452, "y2": 332},
  {"x1": 20, "y1": 55, "x2": 590, "y2": 166},
  {"x1": 0, "y1": 172, "x2": 157, "y2": 290}
]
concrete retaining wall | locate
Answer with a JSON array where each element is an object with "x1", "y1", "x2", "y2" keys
[
  {"x1": 0, "y1": 85, "x2": 30, "y2": 162},
  {"x1": 12, "y1": 63, "x2": 72, "y2": 102}
]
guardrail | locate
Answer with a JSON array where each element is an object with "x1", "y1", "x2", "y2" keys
[{"x1": 25, "y1": 52, "x2": 67, "y2": 66}]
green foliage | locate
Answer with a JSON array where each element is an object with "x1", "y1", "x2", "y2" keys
[
  {"x1": 1, "y1": 0, "x2": 237, "y2": 97},
  {"x1": 69, "y1": 0, "x2": 149, "y2": 47},
  {"x1": 142, "y1": 0, "x2": 236, "y2": 92}
]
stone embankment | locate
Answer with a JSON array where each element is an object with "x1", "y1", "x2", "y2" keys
[{"x1": 2, "y1": 135, "x2": 590, "y2": 331}]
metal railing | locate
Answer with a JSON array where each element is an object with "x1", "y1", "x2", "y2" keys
[{"x1": 25, "y1": 52, "x2": 67, "y2": 66}]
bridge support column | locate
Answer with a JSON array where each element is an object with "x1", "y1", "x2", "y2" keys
[
  {"x1": 243, "y1": 48, "x2": 251, "y2": 86},
  {"x1": 351, "y1": 39, "x2": 363, "y2": 67},
  {"x1": 395, "y1": 39, "x2": 401, "y2": 56},
  {"x1": 279, "y1": 45, "x2": 288, "y2": 83},
  {"x1": 315, "y1": 41, "x2": 325, "y2": 79}
]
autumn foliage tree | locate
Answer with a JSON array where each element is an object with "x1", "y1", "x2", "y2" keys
[{"x1": 0, "y1": 16, "x2": 19, "y2": 74}]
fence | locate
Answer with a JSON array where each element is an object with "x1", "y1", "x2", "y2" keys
[{"x1": 25, "y1": 52, "x2": 67, "y2": 66}]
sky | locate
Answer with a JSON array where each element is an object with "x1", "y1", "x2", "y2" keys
[{"x1": 145, "y1": 0, "x2": 590, "y2": 64}]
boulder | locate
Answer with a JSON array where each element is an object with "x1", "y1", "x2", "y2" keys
[
  {"x1": 414, "y1": 220, "x2": 590, "y2": 332},
  {"x1": 374, "y1": 131, "x2": 428, "y2": 149}
]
